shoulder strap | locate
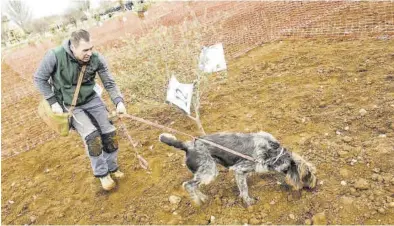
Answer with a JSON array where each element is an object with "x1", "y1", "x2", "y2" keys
[{"x1": 68, "y1": 65, "x2": 86, "y2": 115}]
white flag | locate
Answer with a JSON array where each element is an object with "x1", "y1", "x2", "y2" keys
[
  {"x1": 199, "y1": 43, "x2": 227, "y2": 73},
  {"x1": 166, "y1": 76, "x2": 194, "y2": 115}
]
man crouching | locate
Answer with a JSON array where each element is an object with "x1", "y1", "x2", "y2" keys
[{"x1": 34, "y1": 29, "x2": 127, "y2": 191}]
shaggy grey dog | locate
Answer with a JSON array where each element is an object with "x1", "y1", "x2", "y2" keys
[{"x1": 159, "y1": 132, "x2": 317, "y2": 206}]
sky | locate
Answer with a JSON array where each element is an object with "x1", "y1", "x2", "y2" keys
[
  {"x1": 27, "y1": 0, "x2": 72, "y2": 18},
  {"x1": 2, "y1": 0, "x2": 104, "y2": 19}
]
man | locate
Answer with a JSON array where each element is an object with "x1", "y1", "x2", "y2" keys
[{"x1": 34, "y1": 29, "x2": 126, "y2": 191}]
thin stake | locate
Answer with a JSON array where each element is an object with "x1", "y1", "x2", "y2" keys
[{"x1": 119, "y1": 117, "x2": 149, "y2": 170}]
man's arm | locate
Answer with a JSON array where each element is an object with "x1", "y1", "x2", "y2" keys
[
  {"x1": 97, "y1": 54, "x2": 124, "y2": 106},
  {"x1": 33, "y1": 51, "x2": 58, "y2": 105}
]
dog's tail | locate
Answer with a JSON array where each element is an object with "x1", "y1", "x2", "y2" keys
[{"x1": 159, "y1": 133, "x2": 188, "y2": 152}]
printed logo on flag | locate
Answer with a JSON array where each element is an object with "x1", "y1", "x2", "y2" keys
[
  {"x1": 199, "y1": 43, "x2": 227, "y2": 73},
  {"x1": 166, "y1": 76, "x2": 194, "y2": 115}
]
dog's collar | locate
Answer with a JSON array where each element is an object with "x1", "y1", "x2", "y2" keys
[{"x1": 272, "y1": 147, "x2": 285, "y2": 164}]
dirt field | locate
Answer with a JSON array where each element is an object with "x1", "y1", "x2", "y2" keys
[
  {"x1": 2, "y1": 2, "x2": 394, "y2": 225},
  {"x1": 2, "y1": 37, "x2": 394, "y2": 224}
]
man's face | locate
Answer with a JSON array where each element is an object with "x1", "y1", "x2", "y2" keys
[{"x1": 71, "y1": 39, "x2": 94, "y2": 63}]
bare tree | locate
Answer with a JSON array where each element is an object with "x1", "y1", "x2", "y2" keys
[
  {"x1": 6, "y1": 0, "x2": 32, "y2": 33},
  {"x1": 118, "y1": 0, "x2": 126, "y2": 11},
  {"x1": 1, "y1": 16, "x2": 10, "y2": 45},
  {"x1": 30, "y1": 17, "x2": 50, "y2": 34},
  {"x1": 65, "y1": 0, "x2": 91, "y2": 27}
]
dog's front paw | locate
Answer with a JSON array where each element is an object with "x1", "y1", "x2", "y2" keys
[
  {"x1": 243, "y1": 196, "x2": 257, "y2": 206},
  {"x1": 192, "y1": 196, "x2": 202, "y2": 206},
  {"x1": 197, "y1": 192, "x2": 208, "y2": 203}
]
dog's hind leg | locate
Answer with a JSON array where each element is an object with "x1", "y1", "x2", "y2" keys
[
  {"x1": 231, "y1": 162, "x2": 256, "y2": 206},
  {"x1": 183, "y1": 179, "x2": 203, "y2": 205},
  {"x1": 183, "y1": 157, "x2": 218, "y2": 205}
]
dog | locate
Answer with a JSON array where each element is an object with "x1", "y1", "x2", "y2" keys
[{"x1": 159, "y1": 131, "x2": 317, "y2": 206}]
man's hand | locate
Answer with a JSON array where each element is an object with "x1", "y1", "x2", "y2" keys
[
  {"x1": 51, "y1": 102, "x2": 63, "y2": 114},
  {"x1": 116, "y1": 102, "x2": 127, "y2": 115}
]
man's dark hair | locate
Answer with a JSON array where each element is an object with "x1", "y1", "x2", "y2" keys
[{"x1": 70, "y1": 29, "x2": 90, "y2": 47}]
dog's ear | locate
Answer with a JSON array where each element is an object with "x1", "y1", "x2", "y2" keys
[
  {"x1": 285, "y1": 159, "x2": 303, "y2": 190},
  {"x1": 302, "y1": 164, "x2": 317, "y2": 189},
  {"x1": 268, "y1": 140, "x2": 280, "y2": 150}
]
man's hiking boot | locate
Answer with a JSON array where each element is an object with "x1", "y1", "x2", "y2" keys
[
  {"x1": 111, "y1": 169, "x2": 125, "y2": 179},
  {"x1": 99, "y1": 174, "x2": 116, "y2": 191}
]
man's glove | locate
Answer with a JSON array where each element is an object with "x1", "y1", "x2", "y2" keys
[
  {"x1": 116, "y1": 102, "x2": 127, "y2": 115},
  {"x1": 51, "y1": 102, "x2": 63, "y2": 114}
]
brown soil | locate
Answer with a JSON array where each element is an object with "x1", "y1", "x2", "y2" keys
[
  {"x1": 2, "y1": 1, "x2": 394, "y2": 225},
  {"x1": 2, "y1": 37, "x2": 394, "y2": 224}
]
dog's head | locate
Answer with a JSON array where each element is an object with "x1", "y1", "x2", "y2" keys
[{"x1": 284, "y1": 152, "x2": 317, "y2": 190}]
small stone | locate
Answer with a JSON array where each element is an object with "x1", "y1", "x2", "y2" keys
[
  {"x1": 312, "y1": 212, "x2": 327, "y2": 225},
  {"x1": 319, "y1": 102, "x2": 327, "y2": 108},
  {"x1": 162, "y1": 205, "x2": 171, "y2": 212},
  {"x1": 342, "y1": 136, "x2": 353, "y2": 143},
  {"x1": 350, "y1": 188, "x2": 357, "y2": 194},
  {"x1": 350, "y1": 159, "x2": 358, "y2": 165},
  {"x1": 389, "y1": 202, "x2": 394, "y2": 208},
  {"x1": 30, "y1": 216, "x2": 37, "y2": 223},
  {"x1": 168, "y1": 195, "x2": 181, "y2": 205},
  {"x1": 344, "y1": 126, "x2": 349, "y2": 131},
  {"x1": 382, "y1": 176, "x2": 391, "y2": 183},
  {"x1": 378, "y1": 134, "x2": 387, "y2": 138},
  {"x1": 371, "y1": 174, "x2": 379, "y2": 181},
  {"x1": 8, "y1": 200, "x2": 14, "y2": 204},
  {"x1": 210, "y1": 216, "x2": 215, "y2": 224},
  {"x1": 374, "y1": 189, "x2": 383, "y2": 196},
  {"x1": 249, "y1": 217, "x2": 260, "y2": 225},
  {"x1": 338, "y1": 151, "x2": 349, "y2": 158},
  {"x1": 340, "y1": 168, "x2": 350, "y2": 178},
  {"x1": 341, "y1": 196, "x2": 354, "y2": 205},
  {"x1": 343, "y1": 145, "x2": 352, "y2": 151},
  {"x1": 359, "y1": 109, "x2": 367, "y2": 116},
  {"x1": 341, "y1": 181, "x2": 347, "y2": 186},
  {"x1": 305, "y1": 219, "x2": 312, "y2": 225},
  {"x1": 269, "y1": 200, "x2": 275, "y2": 205},
  {"x1": 289, "y1": 214, "x2": 295, "y2": 220},
  {"x1": 378, "y1": 208, "x2": 385, "y2": 214},
  {"x1": 354, "y1": 179, "x2": 369, "y2": 190}
]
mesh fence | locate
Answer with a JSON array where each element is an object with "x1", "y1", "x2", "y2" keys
[{"x1": 2, "y1": 1, "x2": 394, "y2": 158}]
